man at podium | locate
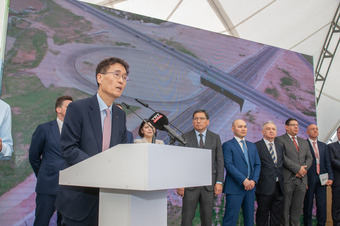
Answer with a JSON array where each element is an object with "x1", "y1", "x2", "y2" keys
[{"x1": 56, "y1": 57, "x2": 130, "y2": 226}]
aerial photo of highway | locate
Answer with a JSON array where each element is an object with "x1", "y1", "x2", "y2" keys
[{"x1": 0, "y1": 0, "x2": 316, "y2": 225}]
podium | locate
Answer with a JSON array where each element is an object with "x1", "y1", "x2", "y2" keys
[{"x1": 59, "y1": 143, "x2": 211, "y2": 226}]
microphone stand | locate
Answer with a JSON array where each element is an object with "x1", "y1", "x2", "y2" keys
[
  {"x1": 135, "y1": 99, "x2": 187, "y2": 145},
  {"x1": 122, "y1": 102, "x2": 156, "y2": 143}
]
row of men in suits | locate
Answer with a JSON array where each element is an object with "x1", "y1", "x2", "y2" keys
[
  {"x1": 176, "y1": 115, "x2": 261, "y2": 226},
  {"x1": 177, "y1": 115, "x2": 340, "y2": 226},
  {"x1": 255, "y1": 120, "x2": 340, "y2": 226},
  {"x1": 27, "y1": 56, "x2": 340, "y2": 225}
]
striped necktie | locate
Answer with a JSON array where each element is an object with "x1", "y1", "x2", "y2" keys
[{"x1": 269, "y1": 142, "x2": 277, "y2": 165}]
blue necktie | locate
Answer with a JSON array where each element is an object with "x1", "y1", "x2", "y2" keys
[{"x1": 241, "y1": 140, "x2": 250, "y2": 177}]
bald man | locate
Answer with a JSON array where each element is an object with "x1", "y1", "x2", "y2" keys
[
  {"x1": 222, "y1": 119, "x2": 261, "y2": 226},
  {"x1": 303, "y1": 124, "x2": 333, "y2": 226}
]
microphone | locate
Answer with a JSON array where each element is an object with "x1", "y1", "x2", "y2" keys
[
  {"x1": 135, "y1": 98, "x2": 149, "y2": 108},
  {"x1": 121, "y1": 102, "x2": 156, "y2": 143},
  {"x1": 135, "y1": 99, "x2": 187, "y2": 145},
  {"x1": 149, "y1": 112, "x2": 187, "y2": 145},
  {"x1": 135, "y1": 98, "x2": 157, "y2": 112}
]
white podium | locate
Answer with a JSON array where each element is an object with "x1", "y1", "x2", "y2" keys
[{"x1": 59, "y1": 143, "x2": 211, "y2": 226}]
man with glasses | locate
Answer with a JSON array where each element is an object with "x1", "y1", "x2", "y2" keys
[
  {"x1": 177, "y1": 109, "x2": 224, "y2": 226},
  {"x1": 276, "y1": 118, "x2": 312, "y2": 226},
  {"x1": 56, "y1": 57, "x2": 129, "y2": 225}
]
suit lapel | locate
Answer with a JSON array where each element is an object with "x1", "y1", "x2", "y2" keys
[
  {"x1": 261, "y1": 139, "x2": 276, "y2": 166},
  {"x1": 307, "y1": 139, "x2": 316, "y2": 159},
  {"x1": 232, "y1": 138, "x2": 247, "y2": 163},
  {"x1": 284, "y1": 133, "x2": 299, "y2": 154},
  {"x1": 274, "y1": 142, "x2": 282, "y2": 165},
  {"x1": 50, "y1": 120, "x2": 60, "y2": 147},
  {"x1": 88, "y1": 96, "x2": 102, "y2": 151},
  {"x1": 205, "y1": 130, "x2": 213, "y2": 149},
  {"x1": 188, "y1": 130, "x2": 199, "y2": 148}
]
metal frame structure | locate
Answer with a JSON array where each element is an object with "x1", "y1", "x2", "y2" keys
[{"x1": 315, "y1": 2, "x2": 340, "y2": 105}]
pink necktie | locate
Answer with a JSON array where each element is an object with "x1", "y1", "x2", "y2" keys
[
  {"x1": 292, "y1": 136, "x2": 299, "y2": 152},
  {"x1": 102, "y1": 108, "x2": 111, "y2": 151},
  {"x1": 312, "y1": 141, "x2": 320, "y2": 174}
]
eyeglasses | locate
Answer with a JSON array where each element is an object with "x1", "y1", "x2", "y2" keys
[
  {"x1": 102, "y1": 71, "x2": 130, "y2": 82},
  {"x1": 288, "y1": 124, "x2": 299, "y2": 127},
  {"x1": 193, "y1": 117, "x2": 207, "y2": 121}
]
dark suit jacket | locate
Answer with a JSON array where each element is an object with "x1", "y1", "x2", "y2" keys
[
  {"x1": 29, "y1": 120, "x2": 63, "y2": 195},
  {"x1": 306, "y1": 140, "x2": 333, "y2": 185},
  {"x1": 255, "y1": 139, "x2": 284, "y2": 195},
  {"x1": 56, "y1": 95, "x2": 127, "y2": 221},
  {"x1": 276, "y1": 134, "x2": 312, "y2": 185},
  {"x1": 328, "y1": 141, "x2": 340, "y2": 187},
  {"x1": 222, "y1": 138, "x2": 261, "y2": 194},
  {"x1": 127, "y1": 130, "x2": 134, "y2": 143},
  {"x1": 183, "y1": 129, "x2": 224, "y2": 191}
]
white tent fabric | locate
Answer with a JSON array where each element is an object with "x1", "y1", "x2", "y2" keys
[{"x1": 0, "y1": 0, "x2": 339, "y2": 141}]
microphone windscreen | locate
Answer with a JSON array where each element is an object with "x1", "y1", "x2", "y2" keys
[{"x1": 149, "y1": 112, "x2": 169, "y2": 130}]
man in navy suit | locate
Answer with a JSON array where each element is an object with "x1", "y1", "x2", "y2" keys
[
  {"x1": 29, "y1": 95, "x2": 73, "y2": 226},
  {"x1": 56, "y1": 57, "x2": 129, "y2": 225},
  {"x1": 222, "y1": 119, "x2": 261, "y2": 226},
  {"x1": 255, "y1": 121, "x2": 284, "y2": 226},
  {"x1": 328, "y1": 126, "x2": 340, "y2": 226},
  {"x1": 303, "y1": 124, "x2": 333, "y2": 226}
]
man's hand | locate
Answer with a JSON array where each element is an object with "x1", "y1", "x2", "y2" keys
[
  {"x1": 298, "y1": 165, "x2": 308, "y2": 177},
  {"x1": 249, "y1": 180, "x2": 256, "y2": 190},
  {"x1": 243, "y1": 178, "x2": 252, "y2": 191},
  {"x1": 0, "y1": 138, "x2": 2, "y2": 151},
  {"x1": 295, "y1": 173, "x2": 302, "y2": 178},
  {"x1": 214, "y1": 183, "x2": 223, "y2": 196},
  {"x1": 326, "y1": 180, "x2": 333, "y2": 186},
  {"x1": 177, "y1": 188, "x2": 185, "y2": 197}
]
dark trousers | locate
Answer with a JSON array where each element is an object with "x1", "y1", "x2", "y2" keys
[
  {"x1": 303, "y1": 180, "x2": 327, "y2": 226},
  {"x1": 332, "y1": 186, "x2": 340, "y2": 226},
  {"x1": 181, "y1": 186, "x2": 214, "y2": 226},
  {"x1": 34, "y1": 193, "x2": 62, "y2": 226},
  {"x1": 256, "y1": 182, "x2": 284, "y2": 226},
  {"x1": 61, "y1": 202, "x2": 98, "y2": 226}
]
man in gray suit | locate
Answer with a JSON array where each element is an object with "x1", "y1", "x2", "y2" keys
[
  {"x1": 177, "y1": 109, "x2": 224, "y2": 226},
  {"x1": 276, "y1": 118, "x2": 312, "y2": 226}
]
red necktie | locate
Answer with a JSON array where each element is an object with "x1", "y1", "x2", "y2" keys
[
  {"x1": 292, "y1": 136, "x2": 299, "y2": 152},
  {"x1": 312, "y1": 141, "x2": 320, "y2": 174},
  {"x1": 102, "y1": 108, "x2": 111, "y2": 151}
]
